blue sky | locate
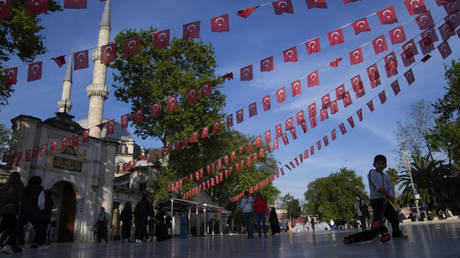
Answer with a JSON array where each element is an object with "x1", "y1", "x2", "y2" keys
[{"x1": 1, "y1": 0, "x2": 459, "y2": 201}]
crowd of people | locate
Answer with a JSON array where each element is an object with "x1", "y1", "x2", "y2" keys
[{"x1": 0, "y1": 173, "x2": 54, "y2": 254}]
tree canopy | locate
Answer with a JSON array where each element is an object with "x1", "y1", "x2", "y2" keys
[
  {"x1": 0, "y1": 1, "x2": 62, "y2": 108},
  {"x1": 304, "y1": 168, "x2": 368, "y2": 223}
]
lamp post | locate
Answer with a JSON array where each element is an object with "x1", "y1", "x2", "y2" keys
[{"x1": 402, "y1": 140, "x2": 421, "y2": 221}]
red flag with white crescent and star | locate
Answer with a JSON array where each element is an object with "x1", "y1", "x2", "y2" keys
[
  {"x1": 61, "y1": 137, "x2": 68, "y2": 152},
  {"x1": 72, "y1": 134, "x2": 79, "y2": 147},
  {"x1": 272, "y1": 0, "x2": 294, "y2": 15},
  {"x1": 32, "y1": 146, "x2": 39, "y2": 159},
  {"x1": 330, "y1": 100, "x2": 339, "y2": 114},
  {"x1": 328, "y1": 28, "x2": 344, "y2": 46},
  {"x1": 167, "y1": 96, "x2": 178, "y2": 112},
  {"x1": 307, "y1": 70, "x2": 320, "y2": 87},
  {"x1": 134, "y1": 109, "x2": 143, "y2": 124},
  {"x1": 40, "y1": 144, "x2": 47, "y2": 157},
  {"x1": 276, "y1": 87, "x2": 286, "y2": 103},
  {"x1": 101, "y1": 43, "x2": 116, "y2": 64},
  {"x1": 416, "y1": 11, "x2": 434, "y2": 30},
  {"x1": 201, "y1": 126, "x2": 209, "y2": 138},
  {"x1": 296, "y1": 110, "x2": 305, "y2": 125},
  {"x1": 372, "y1": 35, "x2": 388, "y2": 55},
  {"x1": 210, "y1": 14, "x2": 230, "y2": 32},
  {"x1": 124, "y1": 37, "x2": 140, "y2": 58},
  {"x1": 291, "y1": 80, "x2": 302, "y2": 97},
  {"x1": 27, "y1": 62, "x2": 42, "y2": 82},
  {"x1": 187, "y1": 88, "x2": 198, "y2": 105},
  {"x1": 262, "y1": 95, "x2": 271, "y2": 111},
  {"x1": 379, "y1": 90, "x2": 387, "y2": 104},
  {"x1": 323, "y1": 136, "x2": 329, "y2": 146},
  {"x1": 306, "y1": 0, "x2": 327, "y2": 9},
  {"x1": 52, "y1": 56, "x2": 66, "y2": 68},
  {"x1": 347, "y1": 116, "x2": 355, "y2": 128},
  {"x1": 367, "y1": 63, "x2": 381, "y2": 88},
  {"x1": 367, "y1": 100, "x2": 375, "y2": 112},
  {"x1": 305, "y1": 37, "x2": 321, "y2": 55},
  {"x1": 213, "y1": 121, "x2": 221, "y2": 134},
  {"x1": 349, "y1": 48, "x2": 363, "y2": 65},
  {"x1": 343, "y1": 91, "x2": 353, "y2": 107},
  {"x1": 74, "y1": 50, "x2": 89, "y2": 70},
  {"x1": 25, "y1": 0, "x2": 48, "y2": 15},
  {"x1": 283, "y1": 47, "x2": 298, "y2": 62},
  {"x1": 5, "y1": 67, "x2": 17, "y2": 87},
  {"x1": 182, "y1": 21, "x2": 200, "y2": 40},
  {"x1": 0, "y1": 0, "x2": 12, "y2": 19},
  {"x1": 240, "y1": 65, "x2": 253, "y2": 81},
  {"x1": 285, "y1": 117, "x2": 294, "y2": 130},
  {"x1": 339, "y1": 123, "x2": 347, "y2": 135},
  {"x1": 275, "y1": 124, "x2": 283, "y2": 138},
  {"x1": 389, "y1": 25, "x2": 406, "y2": 44},
  {"x1": 352, "y1": 17, "x2": 371, "y2": 35},
  {"x1": 384, "y1": 52, "x2": 398, "y2": 78},
  {"x1": 331, "y1": 129, "x2": 336, "y2": 141},
  {"x1": 265, "y1": 130, "x2": 272, "y2": 143},
  {"x1": 249, "y1": 102, "x2": 258, "y2": 117},
  {"x1": 64, "y1": 0, "x2": 87, "y2": 9},
  {"x1": 405, "y1": 69, "x2": 415, "y2": 85},
  {"x1": 153, "y1": 29, "x2": 170, "y2": 49},
  {"x1": 357, "y1": 108, "x2": 363, "y2": 121},
  {"x1": 237, "y1": 5, "x2": 260, "y2": 18},
  {"x1": 404, "y1": 0, "x2": 426, "y2": 15},
  {"x1": 50, "y1": 140, "x2": 58, "y2": 154},
  {"x1": 335, "y1": 84, "x2": 346, "y2": 100},
  {"x1": 377, "y1": 6, "x2": 398, "y2": 24},
  {"x1": 106, "y1": 120, "x2": 115, "y2": 135},
  {"x1": 236, "y1": 109, "x2": 244, "y2": 124},
  {"x1": 226, "y1": 114, "x2": 234, "y2": 127},
  {"x1": 150, "y1": 102, "x2": 161, "y2": 119},
  {"x1": 260, "y1": 56, "x2": 274, "y2": 72},
  {"x1": 82, "y1": 129, "x2": 90, "y2": 143},
  {"x1": 391, "y1": 80, "x2": 401, "y2": 95}
]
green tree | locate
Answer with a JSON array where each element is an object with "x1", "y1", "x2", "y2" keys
[
  {"x1": 428, "y1": 60, "x2": 460, "y2": 166},
  {"x1": 0, "y1": 123, "x2": 11, "y2": 164},
  {"x1": 304, "y1": 168, "x2": 367, "y2": 223},
  {"x1": 0, "y1": 1, "x2": 62, "y2": 108},
  {"x1": 279, "y1": 193, "x2": 301, "y2": 218}
]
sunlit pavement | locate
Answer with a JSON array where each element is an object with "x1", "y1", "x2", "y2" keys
[{"x1": 5, "y1": 222, "x2": 460, "y2": 258}]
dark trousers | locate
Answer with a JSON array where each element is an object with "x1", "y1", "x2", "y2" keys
[
  {"x1": 96, "y1": 222, "x2": 108, "y2": 242},
  {"x1": 121, "y1": 222, "x2": 131, "y2": 240},
  {"x1": 135, "y1": 218, "x2": 147, "y2": 241},
  {"x1": 242, "y1": 212, "x2": 254, "y2": 237},
  {"x1": 19, "y1": 215, "x2": 44, "y2": 245},
  {"x1": 370, "y1": 198, "x2": 400, "y2": 233},
  {"x1": 0, "y1": 214, "x2": 17, "y2": 247},
  {"x1": 359, "y1": 216, "x2": 367, "y2": 229}
]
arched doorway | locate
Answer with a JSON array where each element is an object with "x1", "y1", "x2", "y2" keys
[{"x1": 50, "y1": 181, "x2": 77, "y2": 242}]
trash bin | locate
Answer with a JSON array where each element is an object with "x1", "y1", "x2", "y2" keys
[{"x1": 180, "y1": 217, "x2": 187, "y2": 239}]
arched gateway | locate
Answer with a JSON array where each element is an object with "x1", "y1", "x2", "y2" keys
[{"x1": 50, "y1": 181, "x2": 77, "y2": 242}]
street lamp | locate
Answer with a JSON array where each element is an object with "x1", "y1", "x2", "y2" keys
[{"x1": 402, "y1": 140, "x2": 421, "y2": 221}]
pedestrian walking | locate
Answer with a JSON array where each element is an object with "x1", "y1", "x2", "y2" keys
[
  {"x1": 355, "y1": 196, "x2": 369, "y2": 229},
  {"x1": 254, "y1": 193, "x2": 268, "y2": 238},
  {"x1": 95, "y1": 207, "x2": 109, "y2": 243},
  {"x1": 134, "y1": 194, "x2": 153, "y2": 243},
  {"x1": 120, "y1": 202, "x2": 133, "y2": 243},
  {"x1": 0, "y1": 172, "x2": 24, "y2": 254},
  {"x1": 240, "y1": 191, "x2": 254, "y2": 238},
  {"x1": 330, "y1": 219, "x2": 335, "y2": 231},
  {"x1": 269, "y1": 207, "x2": 280, "y2": 235}
]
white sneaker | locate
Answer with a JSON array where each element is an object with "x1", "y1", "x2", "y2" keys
[
  {"x1": 135, "y1": 239, "x2": 142, "y2": 244},
  {"x1": 0, "y1": 246, "x2": 13, "y2": 254}
]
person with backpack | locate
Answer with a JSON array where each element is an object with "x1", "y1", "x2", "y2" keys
[{"x1": 0, "y1": 172, "x2": 24, "y2": 254}]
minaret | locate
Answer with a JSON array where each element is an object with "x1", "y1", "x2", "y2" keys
[
  {"x1": 87, "y1": 0, "x2": 111, "y2": 138},
  {"x1": 57, "y1": 51, "x2": 73, "y2": 113}
]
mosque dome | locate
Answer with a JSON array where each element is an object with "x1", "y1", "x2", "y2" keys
[{"x1": 77, "y1": 118, "x2": 134, "y2": 142}]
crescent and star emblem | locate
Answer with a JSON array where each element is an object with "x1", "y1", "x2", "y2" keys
[
  {"x1": 383, "y1": 9, "x2": 393, "y2": 19},
  {"x1": 31, "y1": 64, "x2": 40, "y2": 74},
  {"x1": 278, "y1": 1, "x2": 288, "y2": 8},
  {"x1": 215, "y1": 17, "x2": 225, "y2": 27}
]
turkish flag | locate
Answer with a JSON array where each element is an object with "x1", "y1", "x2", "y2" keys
[
  {"x1": 308, "y1": 103, "x2": 317, "y2": 118},
  {"x1": 377, "y1": 6, "x2": 398, "y2": 24},
  {"x1": 237, "y1": 5, "x2": 260, "y2": 18},
  {"x1": 389, "y1": 25, "x2": 406, "y2": 44},
  {"x1": 133, "y1": 109, "x2": 143, "y2": 124},
  {"x1": 283, "y1": 47, "x2": 298, "y2": 62},
  {"x1": 305, "y1": 37, "x2": 321, "y2": 55},
  {"x1": 280, "y1": 167, "x2": 285, "y2": 176},
  {"x1": 262, "y1": 95, "x2": 271, "y2": 111},
  {"x1": 27, "y1": 61, "x2": 42, "y2": 82},
  {"x1": 71, "y1": 133, "x2": 79, "y2": 147},
  {"x1": 347, "y1": 116, "x2": 355, "y2": 128},
  {"x1": 331, "y1": 129, "x2": 337, "y2": 141},
  {"x1": 384, "y1": 52, "x2": 398, "y2": 78},
  {"x1": 187, "y1": 88, "x2": 198, "y2": 105},
  {"x1": 182, "y1": 136, "x2": 189, "y2": 147},
  {"x1": 367, "y1": 64, "x2": 381, "y2": 88},
  {"x1": 40, "y1": 144, "x2": 47, "y2": 157},
  {"x1": 330, "y1": 100, "x2": 339, "y2": 114},
  {"x1": 26, "y1": 0, "x2": 48, "y2": 15},
  {"x1": 106, "y1": 120, "x2": 115, "y2": 134},
  {"x1": 217, "y1": 159, "x2": 222, "y2": 170},
  {"x1": 438, "y1": 41, "x2": 452, "y2": 59},
  {"x1": 60, "y1": 136, "x2": 68, "y2": 152},
  {"x1": 5, "y1": 67, "x2": 17, "y2": 87},
  {"x1": 328, "y1": 28, "x2": 344, "y2": 46},
  {"x1": 401, "y1": 51, "x2": 415, "y2": 67},
  {"x1": 445, "y1": 13, "x2": 460, "y2": 29},
  {"x1": 296, "y1": 110, "x2": 305, "y2": 125},
  {"x1": 422, "y1": 28, "x2": 439, "y2": 44},
  {"x1": 310, "y1": 116, "x2": 317, "y2": 128},
  {"x1": 343, "y1": 91, "x2": 353, "y2": 107},
  {"x1": 402, "y1": 40, "x2": 419, "y2": 58},
  {"x1": 299, "y1": 154, "x2": 303, "y2": 163},
  {"x1": 323, "y1": 136, "x2": 329, "y2": 147},
  {"x1": 200, "y1": 82, "x2": 212, "y2": 98},
  {"x1": 440, "y1": 23, "x2": 455, "y2": 42},
  {"x1": 339, "y1": 123, "x2": 347, "y2": 135},
  {"x1": 306, "y1": 0, "x2": 327, "y2": 9},
  {"x1": 247, "y1": 142, "x2": 253, "y2": 153},
  {"x1": 310, "y1": 145, "x2": 315, "y2": 156},
  {"x1": 275, "y1": 124, "x2": 283, "y2": 138},
  {"x1": 316, "y1": 140, "x2": 322, "y2": 151},
  {"x1": 372, "y1": 35, "x2": 388, "y2": 54},
  {"x1": 259, "y1": 148, "x2": 265, "y2": 158},
  {"x1": 210, "y1": 14, "x2": 229, "y2": 32},
  {"x1": 285, "y1": 117, "x2": 294, "y2": 130},
  {"x1": 321, "y1": 93, "x2": 331, "y2": 109},
  {"x1": 222, "y1": 72, "x2": 233, "y2": 80},
  {"x1": 405, "y1": 69, "x2": 415, "y2": 85},
  {"x1": 379, "y1": 90, "x2": 387, "y2": 104},
  {"x1": 64, "y1": 0, "x2": 87, "y2": 9},
  {"x1": 273, "y1": 139, "x2": 279, "y2": 150},
  {"x1": 223, "y1": 155, "x2": 229, "y2": 166},
  {"x1": 352, "y1": 18, "x2": 371, "y2": 35},
  {"x1": 391, "y1": 80, "x2": 401, "y2": 95},
  {"x1": 276, "y1": 87, "x2": 286, "y2": 103},
  {"x1": 201, "y1": 126, "x2": 209, "y2": 138},
  {"x1": 0, "y1": 0, "x2": 12, "y2": 18},
  {"x1": 349, "y1": 48, "x2": 363, "y2": 65},
  {"x1": 74, "y1": 50, "x2": 89, "y2": 70},
  {"x1": 213, "y1": 121, "x2": 221, "y2": 134},
  {"x1": 291, "y1": 80, "x2": 302, "y2": 97},
  {"x1": 307, "y1": 70, "x2": 320, "y2": 87},
  {"x1": 124, "y1": 37, "x2": 140, "y2": 58},
  {"x1": 320, "y1": 109, "x2": 329, "y2": 121},
  {"x1": 260, "y1": 56, "x2": 274, "y2": 72},
  {"x1": 236, "y1": 109, "x2": 244, "y2": 123},
  {"x1": 153, "y1": 29, "x2": 170, "y2": 49},
  {"x1": 231, "y1": 151, "x2": 236, "y2": 162},
  {"x1": 182, "y1": 21, "x2": 200, "y2": 40},
  {"x1": 416, "y1": 11, "x2": 434, "y2": 30},
  {"x1": 282, "y1": 133, "x2": 289, "y2": 145},
  {"x1": 32, "y1": 146, "x2": 39, "y2": 159},
  {"x1": 272, "y1": 0, "x2": 294, "y2": 15},
  {"x1": 443, "y1": 1, "x2": 460, "y2": 14},
  {"x1": 191, "y1": 131, "x2": 198, "y2": 143},
  {"x1": 329, "y1": 57, "x2": 342, "y2": 67},
  {"x1": 265, "y1": 130, "x2": 272, "y2": 143},
  {"x1": 404, "y1": 0, "x2": 426, "y2": 15},
  {"x1": 167, "y1": 96, "x2": 178, "y2": 112},
  {"x1": 299, "y1": 121, "x2": 307, "y2": 133},
  {"x1": 336, "y1": 84, "x2": 346, "y2": 100},
  {"x1": 101, "y1": 43, "x2": 116, "y2": 64},
  {"x1": 25, "y1": 149, "x2": 31, "y2": 162},
  {"x1": 249, "y1": 102, "x2": 258, "y2": 117},
  {"x1": 51, "y1": 55, "x2": 66, "y2": 68},
  {"x1": 150, "y1": 102, "x2": 161, "y2": 119},
  {"x1": 246, "y1": 156, "x2": 251, "y2": 167},
  {"x1": 82, "y1": 129, "x2": 90, "y2": 143},
  {"x1": 351, "y1": 74, "x2": 363, "y2": 92},
  {"x1": 153, "y1": 149, "x2": 159, "y2": 161},
  {"x1": 419, "y1": 37, "x2": 434, "y2": 56},
  {"x1": 226, "y1": 114, "x2": 233, "y2": 127},
  {"x1": 356, "y1": 108, "x2": 363, "y2": 122},
  {"x1": 50, "y1": 140, "x2": 58, "y2": 154},
  {"x1": 13, "y1": 152, "x2": 22, "y2": 163},
  {"x1": 240, "y1": 65, "x2": 253, "y2": 81}
]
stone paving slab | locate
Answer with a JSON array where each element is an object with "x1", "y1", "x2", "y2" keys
[{"x1": 3, "y1": 222, "x2": 460, "y2": 258}]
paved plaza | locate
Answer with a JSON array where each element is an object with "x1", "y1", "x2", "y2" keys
[{"x1": 4, "y1": 222, "x2": 460, "y2": 258}]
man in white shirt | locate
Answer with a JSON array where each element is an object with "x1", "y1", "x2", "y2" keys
[
  {"x1": 240, "y1": 191, "x2": 254, "y2": 238},
  {"x1": 368, "y1": 155, "x2": 405, "y2": 238}
]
